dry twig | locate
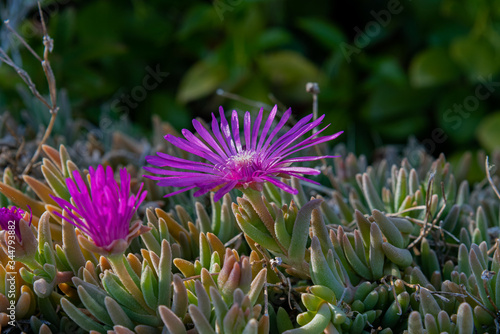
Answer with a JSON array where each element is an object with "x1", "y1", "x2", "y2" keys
[
  {"x1": 0, "y1": 3, "x2": 59, "y2": 177},
  {"x1": 486, "y1": 156, "x2": 500, "y2": 200}
]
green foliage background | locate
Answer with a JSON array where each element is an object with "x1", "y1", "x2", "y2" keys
[{"x1": 1, "y1": 0, "x2": 499, "y2": 157}]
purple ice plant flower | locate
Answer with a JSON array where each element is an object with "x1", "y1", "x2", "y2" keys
[
  {"x1": 0, "y1": 205, "x2": 31, "y2": 241},
  {"x1": 51, "y1": 165, "x2": 148, "y2": 255},
  {"x1": 144, "y1": 106, "x2": 343, "y2": 201},
  {"x1": 0, "y1": 206, "x2": 38, "y2": 268}
]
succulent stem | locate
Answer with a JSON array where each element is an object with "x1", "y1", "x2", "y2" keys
[{"x1": 107, "y1": 254, "x2": 155, "y2": 313}]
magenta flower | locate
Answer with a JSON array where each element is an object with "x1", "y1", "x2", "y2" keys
[
  {"x1": 51, "y1": 165, "x2": 148, "y2": 254},
  {"x1": 0, "y1": 206, "x2": 31, "y2": 241},
  {"x1": 144, "y1": 106, "x2": 343, "y2": 201}
]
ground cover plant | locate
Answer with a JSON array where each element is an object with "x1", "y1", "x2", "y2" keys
[{"x1": 1, "y1": 2, "x2": 500, "y2": 334}]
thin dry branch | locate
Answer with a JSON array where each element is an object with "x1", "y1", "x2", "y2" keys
[
  {"x1": 0, "y1": 47, "x2": 52, "y2": 110},
  {"x1": 216, "y1": 89, "x2": 272, "y2": 110},
  {"x1": 0, "y1": 3, "x2": 59, "y2": 177},
  {"x1": 407, "y1": 172, "x2": 435, "y2": 249},
  {"x1": 486, "y1": 156, "x2": 500, "y2": 200},
  {"x1": 4, "y1": 20, "x2": 42, "y2": 62}
]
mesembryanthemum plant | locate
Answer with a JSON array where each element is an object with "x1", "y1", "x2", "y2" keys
[
  {"x1": 145, "y1": 106, "x2": 343, "y2": 271},
  {"x1": 144, "y1": 105, "x2": 343, "y2": 201},
  {"x1": 51, "y1": 165, "x2": 155, "y2": 312}
]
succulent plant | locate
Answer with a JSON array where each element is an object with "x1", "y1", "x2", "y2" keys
[{"x1": 1, "y1": 82, "x2": 500, "y2": 334}]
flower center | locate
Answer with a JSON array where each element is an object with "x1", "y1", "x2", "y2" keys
[
  {"x1": 230, "y1": 150, "x2": 257, "y2": 166},
  {"x1": 217, "y1": 150, "x2": 261, "y2": 181}
]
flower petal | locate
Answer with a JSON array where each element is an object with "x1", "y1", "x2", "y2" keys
[
  {"x1": 257, "y1": 105, "x2": 278, "y2": 151},
  {"x1": 251, "y1": 108, "x2": 264, "y2": 150},
  {"x1": 261, "y1": 176, "x2": 298, "y2": 195}
]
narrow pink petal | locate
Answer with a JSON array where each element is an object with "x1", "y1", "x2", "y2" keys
[
  {"x1": 231, "y1": 110, "x2": 243, "y2": 152},
  {"x1": 143, "y1": 166, "x2": 218, "y2": 177},
  {"x1": 279, "y1": 155, "x2": 339, "y2": 163},
  {"x1": 213, "y1": 180, "x2": 238, "y2": 202},
  {"x1": 244, "y1": 111, "x2": 251, "y2": 149},
  {"x1": 287, "y1": 173, "x2": 321, "y2": 185},
  {"x1": 211, "y1": 113, "x2": 233, "y2": 157},
  {"x1": 192, "y1": 120, "x2": 228, "y2": 160},
  {"x1": 156, "y1": 152, "x2": 212, "y2": 166},
  {"x1": 181, "y1": 129, "x2": 215, "y2": 153},
  {"x1": 145, "y1": 158, "x2": 216, "y2": 173},
  {"x1": 193, "y1": 180, "x2": 226, "y2": 197},
  {"x1": 157, "y1": 175, "x2": 222, "y2": 187},
  {"x1": 257, "y1": 105, "x2": 277, "y2": 151},
  {"x1": 166, "y1": 134, "x2": 223, "y2": 164},
  {"x1": 261, "y1": 108, "x2": 291, "y2": 153},
  {"x1": 162, "y1": 185, "x2": 198, "y2": 198},
  {"x1": 261, "y1": 176, "x2": 298, "y2": 195},
  {"x1": 219, "y1": 107, "x2": 237, "y2": 155},
  {"x1": 269, "y1": 166, "x2": 321, "y2": 175},
  {"x1": 251, "y1": 108, "x2": 263, "y2": 150}
]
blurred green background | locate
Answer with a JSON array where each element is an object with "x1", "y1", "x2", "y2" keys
[{"x1": 1, "y1": 0, "x2": 499, "y2": 159}]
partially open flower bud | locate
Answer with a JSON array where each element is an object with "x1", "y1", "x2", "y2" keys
[
  {"x1": 0, "y1": 206, "x2": 37, "y2": 264},
  {"x1": 52, "y1": 165, "x2": 149, "y2": 256}
]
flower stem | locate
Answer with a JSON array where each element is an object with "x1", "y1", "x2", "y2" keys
[
  {"x1": 241, "y1": 188, "x2": 288, "y2": 255},
  {"x1": 107, "y1": 254, "x2": 154, "y2": 313}
]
